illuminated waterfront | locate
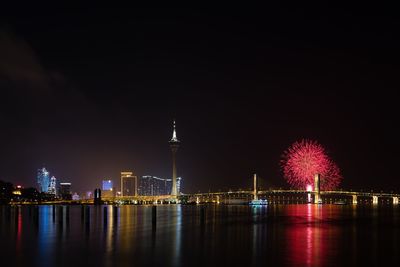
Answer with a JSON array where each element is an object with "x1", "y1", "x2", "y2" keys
[{"x1": 0, "y1": 204, "x2": 399, "y2": 266}]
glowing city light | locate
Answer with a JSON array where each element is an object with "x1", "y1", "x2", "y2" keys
[{"x1": 12, "y1": 190, "x2": 21, "y2": 195}]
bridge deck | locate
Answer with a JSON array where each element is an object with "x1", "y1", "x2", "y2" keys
[{"x1": 9, "y1": 190, "x2": 399, "y2": 205}]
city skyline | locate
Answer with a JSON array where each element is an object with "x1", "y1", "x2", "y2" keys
[
  {"x1": 1, "y1": 7, "x2": 400, "y2": 194},
  {"x1": 2, "y1": 112, "x2": 400, "y2": 194},
  {"x1": 5, "y1": 128, "x2": 400, "y2": 196}
]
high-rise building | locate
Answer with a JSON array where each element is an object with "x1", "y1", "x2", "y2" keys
[
  {"x1": 59, "y1": 182, "x2": 72, "y2": 200},
  {"x1": 48, "y1": 176, "x2": 57, "y2": 195},
  {"x1": 102, "y1": 179, "x2": 114, "y2": 197},
  {"x1": 102, "y1": 180, "x2": 113, "y2": 191},
  {"x1": 37, "y1": 167, "x2": 50, "y2": 193},
  {"x1": 94, "y1": 188, "x2": 102, "y2": 205},
  {"x1": 169, "y1": 120, "x2": 180, "y2": 197},
  {"x1": 138, "y1": 176, "x2": 183, "y2": 196},
  {"x1": 120, "y1": 172, "x2": 137, "y2": 196},
  {"x1": 139, "y1": 176, "x2": 169, "y2": 196}
]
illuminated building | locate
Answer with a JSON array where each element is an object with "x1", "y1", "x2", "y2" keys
[
  {"x1": 139, "y1": 176, "x2": 169, "y2": 196},
  {"x1": 37, "y1": 167, "x2": 50, "y2": 193},
  {"x1": 138, "y1": 175, "x2": 182, "y2": 196},
  {"x1": 102, "y1": 180, "x2": 114, "y2": 197},
  {"x1": 169, "y1": 120, "x2": 180, "y2": 197},
  {"x1": 12, "y1": 185, "x2": 22, "y2": 196},
  {"x1": 59, "y1": 182, "x2": 72, "y2": 200},
  {"x1": 120, "y1": 172, "x2": 137, "y2": 196},
  {"x1": 72, "y1": 193, "x2": 80, "y2": 200},
  {"x1": 102, "y1": 180, "x2": 113, "y2": 191},
  {"x1": 48, "y1": 176, "x2": 57, "y2": 195}
]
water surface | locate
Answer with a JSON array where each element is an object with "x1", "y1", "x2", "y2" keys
[{"x1": 0, "y1": 204, "x2": 399, "y2": 266}]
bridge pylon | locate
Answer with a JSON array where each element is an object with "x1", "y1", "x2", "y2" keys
[
  {"x1": 253, "y1": 173, "x2": 258, "y2": 201},
  {"x1": 314, "y1": 173, "x2": 321, "y2": 204}
]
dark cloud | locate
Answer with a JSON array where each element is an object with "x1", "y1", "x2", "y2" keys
[
  {"x1": 0, "y1": 28, "x2": 90, "y2": 117},
  {"x1": 0, "y1": 29, "x2": 51, "y2": 89}
]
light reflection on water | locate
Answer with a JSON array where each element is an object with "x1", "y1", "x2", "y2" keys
[{"x1": 0, "y1": 204, "x2": 399, "y2": 266}]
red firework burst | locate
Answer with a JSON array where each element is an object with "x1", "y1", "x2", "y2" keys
[{"x1": 281, "y1": 139, "x2": 342, "y2": 190}]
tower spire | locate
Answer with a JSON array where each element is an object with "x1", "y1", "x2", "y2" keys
[{"x1": 171, "y1": 120, "x2": 178, "y2": 142}]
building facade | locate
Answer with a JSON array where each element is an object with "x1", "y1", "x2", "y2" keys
[
  {"x1": 120, "y1": 172, "x2": 137, "y2": 196},
  {"x1": 138, "y1": 175, "x2": 182, "y2": 196},
  {"x1": 59, "y1": 182, "x2": 72, "y2": 200},
  {"x1": 102, "y1": 179, "x2": 114, "y2": 197},
  {"x1": 48, "y1": 176, "x2": 57, "y2": 195},
  {"x1": 37, "y1": 167, "x2": 50, "y2": 193},
  {"x1": 102, "y1": 180, "x2": 113, "y2": 191}
]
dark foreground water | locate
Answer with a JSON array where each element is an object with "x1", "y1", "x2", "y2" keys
[{"x1": 0, "y1": 204, "x2": 399, "y2": 267}]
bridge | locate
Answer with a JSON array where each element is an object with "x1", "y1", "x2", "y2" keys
[
  {"x1": 100, "y1": 173, "x2": 400, "y2": 205},
  {"x1": 83, "y1": 189, "x2": 400, "y2": 205},
  {"x1": 10, "y1": 190, "x2": 400, "y2": 205},
  {"x1": 181, "y1": 174, "x2": 400, "y2": 205},
  {"x1": 184, "y1": 189, "x2": 400, "y2": 205}
]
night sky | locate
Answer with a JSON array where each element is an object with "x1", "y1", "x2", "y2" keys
[{"x1": 1, "y1": 6, "x2": 399, "y2": 194}]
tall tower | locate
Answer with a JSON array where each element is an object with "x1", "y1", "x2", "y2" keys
[{"x1": 169, "y1": 120, "x2": 180, "y2": 197}]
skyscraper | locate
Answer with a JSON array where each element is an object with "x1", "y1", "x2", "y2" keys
[
  {"x1": 138, "y1": 176, "x2": 165, "y2": 196},
  {"x1": 120, "y1": 172, "x2": 137, "y2": 197},
  {"x1": 169, "y1": 120, "x2": 180, "y2": 198},
  {"x1": 59, "y1": 182, "x2": 72, "y2": 200},
  {"x1": 48, "y1": 176, "x2": 57, "y2": 195},
  {"x1": 138, "y1": 176, "x2": 183, "y2": 196},
  {"x1": 37, "y1": 167, "x2": 50, "y2": 193},
  {"x1": 102, "y1": 180, "x2": 113, "y2": 191},
  {"x1": 102, "y1": 179, "x2": 114, "y2": 198}
]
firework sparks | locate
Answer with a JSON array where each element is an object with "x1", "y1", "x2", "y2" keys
[{"x1": 281, "y1": 139, "x2": 342, "y2": 190}]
